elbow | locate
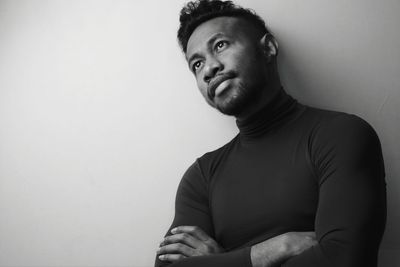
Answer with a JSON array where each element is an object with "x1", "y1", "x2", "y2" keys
[
  {"x1": 282, "y1": 239, "x2": 379, "y2": 267},
  {"x1": 316, "y1": 239, "x2": 379, "y2": 267}
]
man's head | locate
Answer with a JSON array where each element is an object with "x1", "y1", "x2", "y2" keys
[{"x1": 178, "y1": 0, "x2": 280, "y2": 118}]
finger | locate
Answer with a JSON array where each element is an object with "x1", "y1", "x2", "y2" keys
[
  {"x1": 162, "y1": 232, "x2": 201, "y2": 248},
  {"x1": 171, "y1": 225, "x2": 210, "y2": 241},
  {"x1": 157, "y1": 243, "x2": 195, "y2": 257},
  {"x1": 158, "y1": 253, "x2": 186, "y2": 262}
]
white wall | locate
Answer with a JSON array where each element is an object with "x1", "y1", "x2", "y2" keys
[{"x1": 0, "y1": 0, "x2": 398, "y2": 266}]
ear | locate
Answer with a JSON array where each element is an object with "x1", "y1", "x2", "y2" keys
[{"x1": 259, "y1": 33, "x2": 279, "y2": 62}]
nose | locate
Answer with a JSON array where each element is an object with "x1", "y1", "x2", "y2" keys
[{"x1": 203, "y1": 57, "x2": 223, "y2": 83}]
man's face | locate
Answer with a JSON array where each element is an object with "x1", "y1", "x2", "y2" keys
[{"x1": 186, "y1": 16, "x2": 268, "y2": 116}]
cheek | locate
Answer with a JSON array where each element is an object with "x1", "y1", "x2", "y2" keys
[
  {"x1": 220, "y1": 50, "x2": 237, "y2": 68},
  {"x1": 223, "y1": 49, "x2": 255, "y2": 76},
  {"x1": 196, "y1": 77, "x2": 208, "y2": 98},
  {"x1": 241, "y1": 56, "x2": 265, "y2": 80}
]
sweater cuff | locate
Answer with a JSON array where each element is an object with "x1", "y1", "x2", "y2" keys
[{"x1": 237, "y1": 246, "x2": 253, "y2": 267}]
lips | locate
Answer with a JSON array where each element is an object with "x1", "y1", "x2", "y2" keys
[{"x1": 207, "y1": 73, "x2": 235, "y2": 99}]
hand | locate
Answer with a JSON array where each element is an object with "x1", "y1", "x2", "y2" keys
[
  {"x1": 157, "y1": 225, "x2": 225, "y2": 262},
  {"x1": 251, "y1": 231, "x2": 317, "y2": 267}
]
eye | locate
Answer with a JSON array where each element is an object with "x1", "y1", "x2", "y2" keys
[
  {"x1": 192, "y1": 61, "x2": 203, "y2": 72},
  {"x1": 215, "y1": 40, "x2": 228, "y2": 51}
]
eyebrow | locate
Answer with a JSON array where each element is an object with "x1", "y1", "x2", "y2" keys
[{"x1": 187, "y1": 32, "x2": 227, "y2": 67}]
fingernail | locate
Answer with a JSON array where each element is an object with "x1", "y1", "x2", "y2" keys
[
  {"x1": 171, "y1": 228, "x2": 177, "y2": 234},
  {"x1": 159, "y1": 255, "x2": 165, "y2": 260}
]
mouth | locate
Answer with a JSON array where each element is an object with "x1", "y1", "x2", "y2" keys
[{"x1": 207, "y1": 73, "x2": 235, "y2": 99}]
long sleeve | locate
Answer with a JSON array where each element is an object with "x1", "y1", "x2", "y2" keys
[
  {"x1": 154, "y1": 160, "x2": 252, "y2": 267},
  {"x1": 282, "y1": 115, "x2": 386, "y2": 267}
]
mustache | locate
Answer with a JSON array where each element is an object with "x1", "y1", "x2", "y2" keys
[{"x1": 207, "y1": 72, "x2": 236, "y2": 99}]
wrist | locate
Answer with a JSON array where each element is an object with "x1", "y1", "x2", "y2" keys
[
  {"x1": 251, "y1": 243, "x2": 270, "y2": 267},
  {"x1": 278, "y1": 233, "x2": 293, "y2": 260},
  {"x1": 250, "y1": 234, "x2": 290, "y2": 267}
]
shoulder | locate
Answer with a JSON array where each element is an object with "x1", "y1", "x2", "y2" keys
[
  {"x1": 305, "y1": 107, "x2": 384, "y2": 174},
  {"x1": 305, "y1": 107, "x2": 380, "y2": 148},
  {"x1": 196, "y1": 135, "x2": 239, "y2": 179},
  {"x1": 180, "y1": 135, "x2": 239, "y2": 188}
]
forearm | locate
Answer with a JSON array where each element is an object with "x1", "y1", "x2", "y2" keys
[
  {"x1": 155, "y1": 247, "x2": 252, "y2": 267},
  {"x1": 250, "y1": 232, "x2": 316, "y2": 267},
  {"x1": 250, "y1": 238, "x2": 286, "y2": 267}
]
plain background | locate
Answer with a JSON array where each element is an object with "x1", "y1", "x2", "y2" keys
[{"x1": 0, "y1": 0, "x2": 399, "y2": 266}]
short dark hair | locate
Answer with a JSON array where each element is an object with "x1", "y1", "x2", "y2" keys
[{"x1": 177, "y1": 0, "x2": 269, "y2": 53}]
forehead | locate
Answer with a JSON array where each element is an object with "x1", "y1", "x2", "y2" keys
[{"x1": 186, "y1": 16, "x2": 249, "y2": 59}]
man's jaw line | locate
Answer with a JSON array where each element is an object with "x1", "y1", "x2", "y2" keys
[{"x1": 235, "y1": 80, "x2": 282, "y2": 121}]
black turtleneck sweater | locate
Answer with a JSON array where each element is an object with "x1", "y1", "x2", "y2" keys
[{"x1": 155, "y1": 90, "x2": 386, "y2": 267}]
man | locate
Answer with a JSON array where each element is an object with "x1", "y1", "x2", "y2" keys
[{"x1": 155, "y1": 0, "x2": 386, "y2": 266}]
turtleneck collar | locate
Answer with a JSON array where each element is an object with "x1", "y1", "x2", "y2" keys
[{"x1": 236, "y1": 88, "x2": 300, "y2": 139}]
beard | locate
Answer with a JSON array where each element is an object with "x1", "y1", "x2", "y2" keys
[{"x1": 214, "y1": 80, "x2": 263, "y2": 116}]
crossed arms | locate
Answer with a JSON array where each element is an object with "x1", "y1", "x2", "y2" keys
[{"x1": 154, "y1": 115, "x2": 386, "y2": 267}]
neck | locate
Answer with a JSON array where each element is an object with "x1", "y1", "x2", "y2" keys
[{"x1": 236, "y1": 87, "x2": 300, "y2": 139}]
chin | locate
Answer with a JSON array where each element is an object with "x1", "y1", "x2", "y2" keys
[
  {"x1": 214, "y1": 84, "x2": 258, "y2": 116},
  {"x1": 215, "y1": 98, "x2": 242, "y2": 116}
]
